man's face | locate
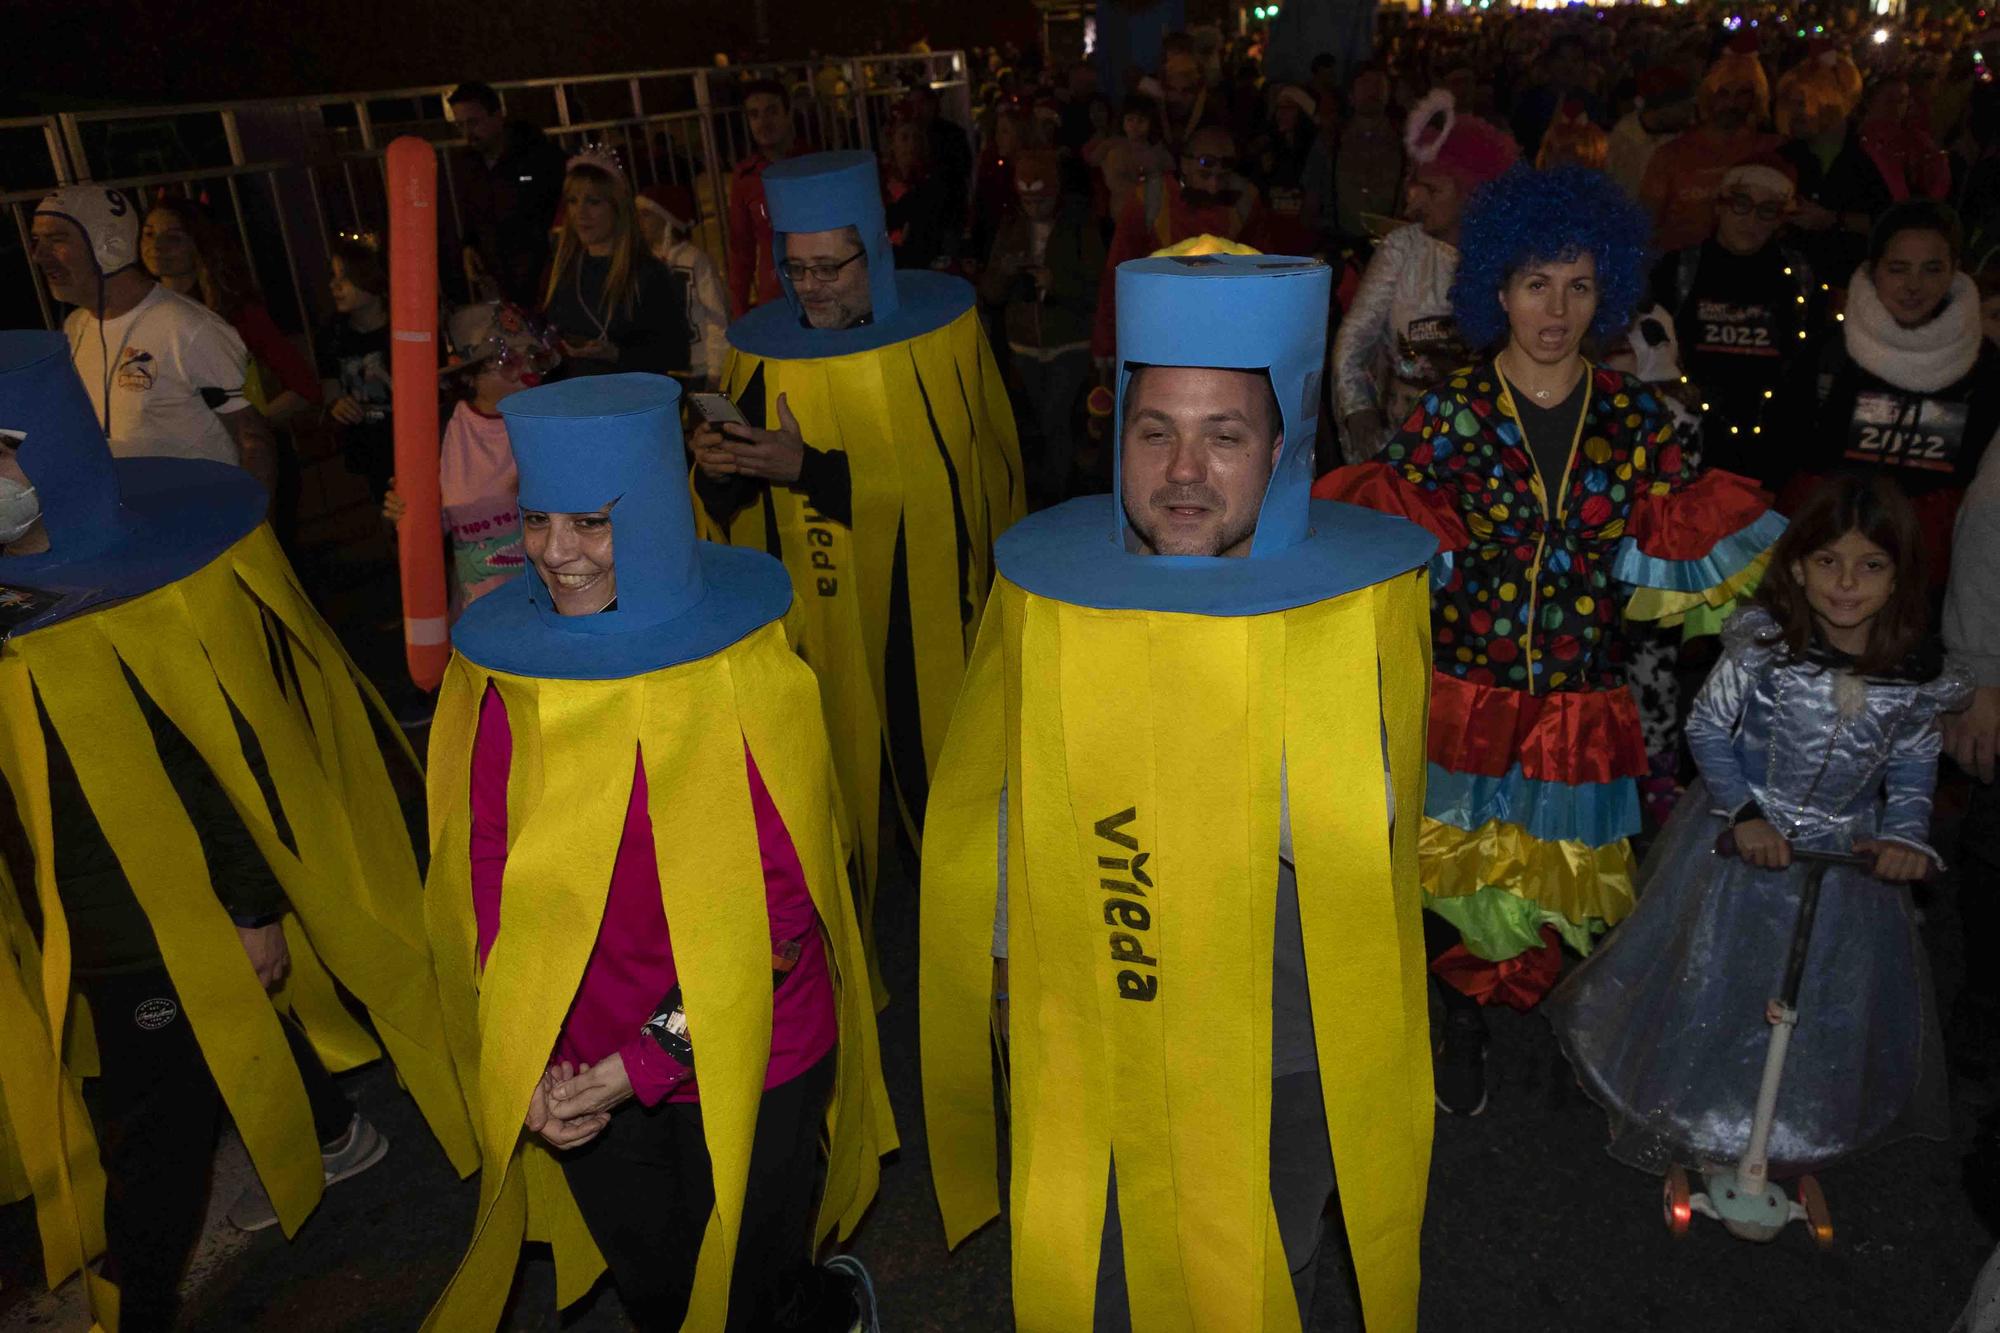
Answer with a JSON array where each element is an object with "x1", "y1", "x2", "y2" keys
[
  {"x1": 784, "y1": 228, "x2": 872, "y2": 330},
  {"x1": 452, "y1": 99, "x2": 504, "y2": 154},
  {"x1": 1181, "y1": 130, "x2": 1237, "y2": 197},
  {"x1": 1714, "y1": 186, "x2": 1787, "y2": 256},
  {"x1": 30, "y1": 215, "x2": 100, "y2": 307},
  {"x1": 1121, "y1": 366, "x2": 1281, "y2": 558},
  {"x1": 745, "y1": 93, "x2": 793, "y2": 154},
  {"x1": 1163, "y1": 64, "x2": 1203, "y2": 112}
]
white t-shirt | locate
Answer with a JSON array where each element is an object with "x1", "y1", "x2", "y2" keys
[{"x1": 63, "y1": 283, "x2": 251, "y2": 465}]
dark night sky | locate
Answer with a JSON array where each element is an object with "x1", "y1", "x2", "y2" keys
[{"x1": 22, "y1": 0, "x2": 1042, "y2": 107}]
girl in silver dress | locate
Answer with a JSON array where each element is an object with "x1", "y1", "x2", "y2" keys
[{"x1": 1549, "y1": 474, "x2": 1970, "y2": 1175}]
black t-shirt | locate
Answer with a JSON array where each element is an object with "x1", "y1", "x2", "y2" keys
[{"x1": 1508, "y1": 365, "x2": 1589, "y2": 500}]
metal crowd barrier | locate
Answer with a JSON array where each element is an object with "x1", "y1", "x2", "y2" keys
[{"x1": 9, "y1": 51, "x2": 973, "y2": 348}]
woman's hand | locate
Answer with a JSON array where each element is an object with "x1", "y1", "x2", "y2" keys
[
  {"x1": 526, "y1": 1061, "x2": 611, "y2": 1150},
  {"x1": 561, "y1": 336, "x2": 617, "y2": 362},
  {"x1": 1732, "y1": 818, "x2": 1792, "y2": 870},
  {"x1": 550, "y1": 1052, "x2": 635, "y2": 1121},
  {"x1": 1852, "y1": 838, "x2": 1933, "y2": 883},
  {"x1": 330, "y1": 395, "x2": 366, "y2": 426},
  {"x1": 381, "y1": 478, "x2": 407, "y2": 524}
]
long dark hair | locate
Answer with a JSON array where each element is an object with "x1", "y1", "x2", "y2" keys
[
  {"x1": 145, "y1": 196, "x2": 257, "y2": 319},
  {"x1": 1754, "y1": 474, "x2": 1929, "y2": 675}
]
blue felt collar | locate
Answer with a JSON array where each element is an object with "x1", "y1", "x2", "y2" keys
[
  {"x1": 449, "y1": 541, "x2": 794, "y2": 680},
  {"x1": 727, "y1": 270, "x2": 972, "y2": 361},
  {"x1": 995, "y1": 495, "x2": 1438, "y2": 615}
]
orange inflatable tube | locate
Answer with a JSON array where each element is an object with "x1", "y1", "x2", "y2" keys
[{"x1": 387, "y1": 135, "x2": 449, "y2": 690}]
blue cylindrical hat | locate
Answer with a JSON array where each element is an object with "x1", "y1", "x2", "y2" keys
[
  {"x1": 451, "y1": 373, "x2": 793, "y2": 678},
  {"x1": 729, "y1": 150, "x2": 973, "y2": 361},
  {"x1": 763, "y1": 151, "x2": 901, "y2": 329},
  {"x1": 995, "y1": 256, "x2": 1436, "y2": 614},
  {"x1": 0, "y1": 329, "x2": 263, "y2": 630},
  {"x1": 1113, "y1": 256, "x2": 1328, "y2": 557}
]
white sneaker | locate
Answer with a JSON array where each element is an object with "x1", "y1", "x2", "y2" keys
[{"x1": 227, "y1": 1113, "x2": 388, "y2": 1233}]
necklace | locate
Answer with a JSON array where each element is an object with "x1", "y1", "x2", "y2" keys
[{"x1": 1498, "y1": 347, "x2": 1582, "y2": 403}]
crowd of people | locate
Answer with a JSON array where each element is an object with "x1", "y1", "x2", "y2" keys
[{"x1": 10, "y1": 1, "x2": 2000, "y2": 1330}]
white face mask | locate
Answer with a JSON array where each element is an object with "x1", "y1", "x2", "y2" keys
[{"x1": 0, "y1": 477, "x2": 42, "y2": 544}]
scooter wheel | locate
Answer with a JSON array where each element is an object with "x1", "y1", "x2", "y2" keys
[
  {"x1": 1797, "y1": 1175, "x2": 1834, "y2": 1249},
  {"x1": 1663, "y1": 1166, "x2": 1693, "y2": 1237}
]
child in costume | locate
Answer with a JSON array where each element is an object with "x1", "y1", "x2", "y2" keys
[
  {"x1": 0, "y1": 332, "x2": 473, "y2": 1330},
  {"x1": 690, "y1": 150, "x2": 1023, "y2": 994},
  {"x1": 1548, "y1": 475, "x2": 1964, "y2": 1175},
  {"x1": 1316, "y1": 165, "x2": 1785, "y2": 1116},
  {"x1": 421, "y1": 373, "x2": 891, "y2": 1332},
  {"x1": 382, "y1": 301, "x2": 557, "y2": 617},
  {"x1": 922, "y1": 255, "x2": 1438, "y2": 1332}
]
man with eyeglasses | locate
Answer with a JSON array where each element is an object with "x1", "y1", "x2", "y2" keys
[
  {"x1": 1648, "y1": 154, "x2": 1821, "y2": 484},
  {"x1": 690, "y1": 151, "x2": 1023, "y2": 993},
  {"x1": 1092, "y1": 125, "x2": 1269, "y2": 369}
]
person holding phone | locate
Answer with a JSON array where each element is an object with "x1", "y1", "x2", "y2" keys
[
  {"x1": 689, "y1": 151, "x2": 1023, "y2": 996},
  {"x1": 539, "y1": 146, "x2": 690, "y2": 379}
]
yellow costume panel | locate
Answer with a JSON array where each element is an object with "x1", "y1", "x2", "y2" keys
[
  {"x1": 701, "y1": 307, "x2": 1024, "y2": 986},
  {"x1": 922, "y1": 572, "x2": 1434, "y2": 1333},
  {"x1": 0, "y1": 526, "x2": 476, "y2": 1324},
  {"x1": 421, "y1": 620, "x2": 895, "y2": 1332}
]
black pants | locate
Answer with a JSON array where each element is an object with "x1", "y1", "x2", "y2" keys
[
  {"x1": 78, "y1": 964, "x2": 351, "y2": 1333},
  {"x1": 559, "y1": 1050, "x2": 844, "y2": 1333}
]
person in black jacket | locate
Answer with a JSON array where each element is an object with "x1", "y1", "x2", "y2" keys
[
  {"x1": 539, "y1": 149, "x2": 691, "y2": 379},
  {"x1": 449, "y1": 82, "x2": 570, "y2": 306}
]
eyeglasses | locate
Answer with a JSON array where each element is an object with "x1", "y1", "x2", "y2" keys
[
  {"x1": 1722, "y1": 193, "x2": 1785, "y2": 222},
  {"x1": 1184, "y1": 154, "x2": 1238, "y2": 172},
  {"x1": 780, "y1": 250, "x2": 866, "y2": 285}
]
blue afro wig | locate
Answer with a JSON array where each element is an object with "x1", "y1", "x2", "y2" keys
[{"x1": 1448, "y1": 165, "x2": 1654, "y2": 351}]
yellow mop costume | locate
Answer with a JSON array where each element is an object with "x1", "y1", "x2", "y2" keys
[
  {"x1": 0, "y1": 332, "x2": 473, "y2": 1326},
  {"x1": 423, "y1": 375, "x2": 893, "y2": 1331},
  {"x1": 921, "y1": 257, "x2": 1442, "y2": 1331},
  {"x1": 696, "y1": 152, "x2": 1023, "y2": 984}
]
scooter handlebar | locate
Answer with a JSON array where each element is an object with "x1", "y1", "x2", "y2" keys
[{"x1": 1713, "y1": 829, "x2": 1931, "y2": 878}]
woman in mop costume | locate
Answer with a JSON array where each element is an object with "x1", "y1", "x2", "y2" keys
[
  {"x1": 692, "y1": 151, "x2": 1023, "y2": 986},
  {"x1": 0, "y1": 331, "x2": 474, "y2": 1326},
  {"x1": 1314, "y1": 165, "x2": 1786, "y2": 1108},
  {"x1": 920, "y1": 255, "x2": 1440, "y2": 1332},
  {"x1": 423, "y1": 373, "x2": 892, "y2": 1332}
]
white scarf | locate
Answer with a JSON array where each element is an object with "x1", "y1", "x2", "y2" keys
[{"x1": 1843, "y1": 266, "x2": 1982, "y2": 393}]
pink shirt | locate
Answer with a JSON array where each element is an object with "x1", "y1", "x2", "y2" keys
[
  {"x1": 439, "y1": 401, "x2": 525, "y2": 617},
  {"x1": 469, "y1": 684, "x2": 837, "y2": 1105}
]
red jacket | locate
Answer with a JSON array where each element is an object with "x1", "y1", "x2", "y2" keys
[{"x1": 727, "y1": 151, "x2": 795, "y2": 317}]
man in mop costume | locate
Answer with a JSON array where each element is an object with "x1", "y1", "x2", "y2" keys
[
  {"x1": 919, "y1": 256, "x2": 1439, "y2": 1332},
  {"x1": 692, "y1": 150, "x2": 1023, "y2": 983},
  {"x1": 423, "y1": 374, "x2": 893, "y2": 1331},
  {"x1": 0, "y1": 331, "x2": 474, "y2": 1329}
]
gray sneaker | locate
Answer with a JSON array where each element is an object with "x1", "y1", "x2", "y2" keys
[{"x1": 228, "y1": 1113, "x2": 388, "y2": 1233}]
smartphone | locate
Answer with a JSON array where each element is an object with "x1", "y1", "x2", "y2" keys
[{"x1": 687, "y1": 392, "x2": 747, "y2": 426}]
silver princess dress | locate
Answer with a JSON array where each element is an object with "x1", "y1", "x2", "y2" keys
[{"x1": 1546, "y1": 606, "x2": 1970, "y2": 1175}]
